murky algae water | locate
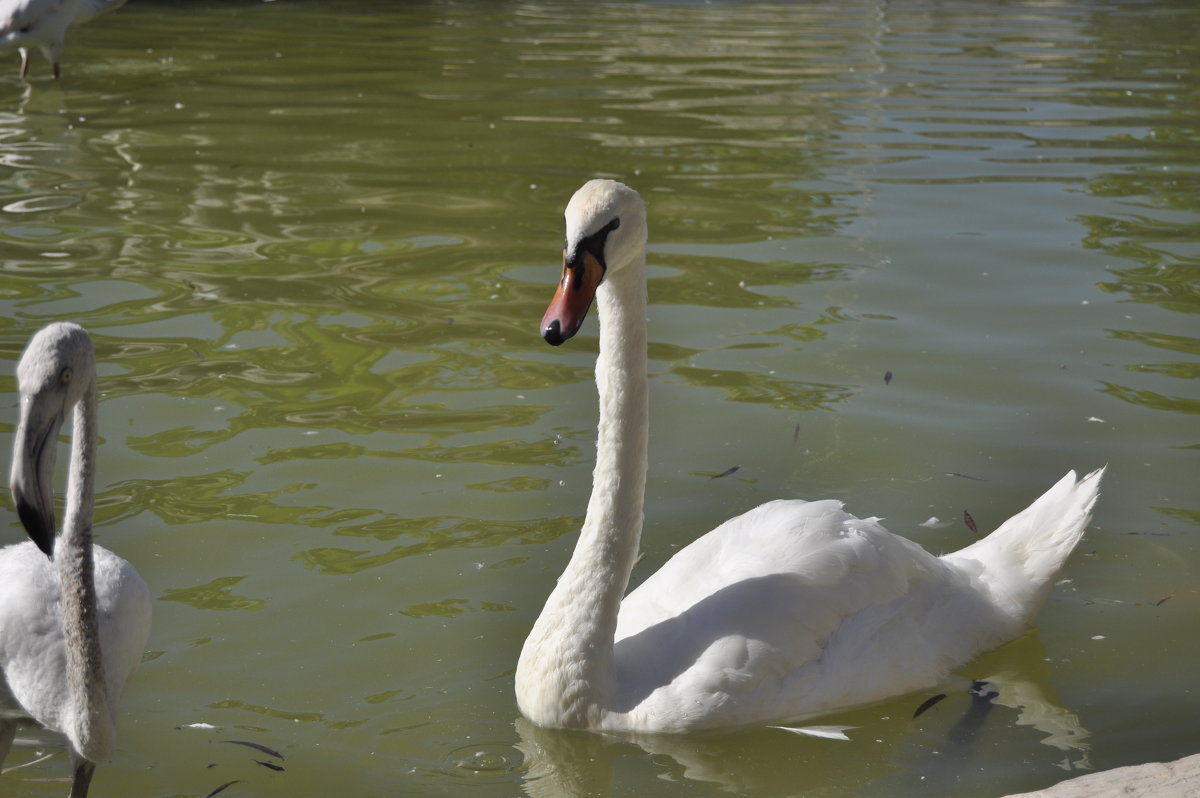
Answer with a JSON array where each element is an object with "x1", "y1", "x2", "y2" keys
[{"x1": 0, "y1": 1, "x2": 1197, "y2": 796}]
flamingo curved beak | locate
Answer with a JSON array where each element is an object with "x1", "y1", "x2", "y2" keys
[{"x1": 10, "y1": 395, "x2": 64, "y2": 557}]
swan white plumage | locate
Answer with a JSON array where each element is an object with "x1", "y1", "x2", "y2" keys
[
  {"x1": 0, "y1": 0, "x2": 126, "y2": 79},
  {"x1": 515, "y1": 179, "x2": 1104, "y2": 733},
  {"x1": 0, "y1": 322, "x2": 151, "y2": 797}
]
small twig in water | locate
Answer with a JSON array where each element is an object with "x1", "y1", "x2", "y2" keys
[
  {"x1": 204, "y1": 781, "x2": 243, "y2": 798},
  {"x1": 218, "y1": 740, "x2": 285, "y2": 761},
  {"x1": 913, "y1": 693, "x2": 947, "y2": 719}
]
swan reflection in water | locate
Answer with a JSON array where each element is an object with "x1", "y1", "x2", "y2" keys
[{"x1": 515, "y1": 633, "x2": 1090, "y2": 797}]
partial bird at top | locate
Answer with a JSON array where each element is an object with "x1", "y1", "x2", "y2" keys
[{"x1": 0, "y1": 0, "x2": 126, "y2": 79}]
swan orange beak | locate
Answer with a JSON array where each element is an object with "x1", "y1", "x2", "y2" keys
[{"x1": 541, "y1": 248, "x2": 604, "y2": 346}]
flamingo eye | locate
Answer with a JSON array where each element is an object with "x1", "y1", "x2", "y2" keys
[{"x1": 60, "y1": 367, "x2": 72, "y2": 384}]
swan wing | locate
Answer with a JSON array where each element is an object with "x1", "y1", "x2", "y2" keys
[
  {"x1": 611, "y1": 500, "x2": 987, "y2": 729},
  {"x1": 616, "y1": 499, "x2": 938, "y2": 640}
]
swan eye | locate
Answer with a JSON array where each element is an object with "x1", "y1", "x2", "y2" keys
[
  {"x1": 60, "y1": 367, "x2": 72, "y2": 384},
  {"x1": 567, "y1": 215, "x2": 623, "y2": 275}
]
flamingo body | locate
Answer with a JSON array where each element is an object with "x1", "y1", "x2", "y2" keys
[
  {"x1": 0, "y1": 322, "x2": 151, "y2": 797},
  {"x1": 0, "y1": 540, "x2": 150, "y2": 752}
]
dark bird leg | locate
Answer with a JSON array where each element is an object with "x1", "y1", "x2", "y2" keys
[{"x1": 69, "y1": 757, "x2": 96, "y2": 798}]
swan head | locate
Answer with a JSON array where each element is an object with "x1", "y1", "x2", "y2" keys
[
  {"x1": 541, "y1": 179, "x2": 646, "y2": 346},
  {"x1": 9, "y1": 322, "x2": 96, "y2": 557}
]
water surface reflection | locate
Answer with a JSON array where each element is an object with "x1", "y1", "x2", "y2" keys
[{"x1": 0, "y1": 1, "x2": 1196, "y2": 796}]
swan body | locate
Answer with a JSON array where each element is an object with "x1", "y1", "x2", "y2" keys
[
  {"x1": 0, "y1": 322, "x2": 151, "y2": 797},
  {"x1": 0, "y1": 0, "x2": 126, "y2": 78},
  {"x1": 515, "y1": 179, "x2": 1104, "y2": 733}
]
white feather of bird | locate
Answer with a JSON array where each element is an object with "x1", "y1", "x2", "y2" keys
[
  {"x1": 0, "y1": 0, "x2": 126, "y2": 78},
  {"x1": 0, "y1": 323, "x2": 151, "y2": 797}
]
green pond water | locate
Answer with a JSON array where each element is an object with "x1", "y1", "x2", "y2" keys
[{"x1": 0, "y1": 1, "x2": 1197, "y2": 796}]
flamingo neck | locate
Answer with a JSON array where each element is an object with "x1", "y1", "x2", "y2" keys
[
  {"x1": 58, "y1": 379, "x2": 112, "y2": 763},
  {"x1": 518, "y1": 258, "x2": 649, "y2": 728}
]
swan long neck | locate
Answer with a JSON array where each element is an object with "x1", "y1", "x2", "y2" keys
[
  {"x1": 58, "y1": 378, "x2": 113, "y2": 763},
  {"x1": 518, "y1": 253, "x2": 649, "y2": 727},
  {"x1": 577, "y1": 260, "x2": 650, "y2": 621}
]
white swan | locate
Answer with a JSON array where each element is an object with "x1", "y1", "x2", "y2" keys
[
  {"x1": 0, "y1": 0, "x2": 126, "y2": 79},
  {"x1": 0, "y1": 322, "x2": 151, "y2": 797},
  {"x1": 515, "y1": 179, "x2": 1104, "y2": 733}
]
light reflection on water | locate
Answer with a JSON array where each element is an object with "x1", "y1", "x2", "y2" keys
[{"x1": 0, "y1": 1, "x2": 1197, "y2": 796}]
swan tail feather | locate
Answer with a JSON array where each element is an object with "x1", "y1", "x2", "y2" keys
[{"x1": 949, "y1": 467, "x2": 1105, "y2": 622}]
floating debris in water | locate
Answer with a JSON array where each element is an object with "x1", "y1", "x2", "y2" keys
[
  {"x1": 769, "y1": 724, "x2": 857, "y2": 741},
  {"x1": 945, "y1": 471, "x2": 985, "y2": 481},
  {"x1": 793, "y1": 424, "x2": 801, "y2": 445},
  {"x1": 884, "y1": 370, "x2": 893, "y2": 385},
  {"x1": 963, "y1": 510, "x2": 978, "y2": 533},
  {"x1": 1155, "y1": 596, "x2": 1173, "y2": 606},
  {"x1": 256, "y1": 760, "x2": 285, "y2": 772},
  {"x1": 913, "y1": 693, "x2": 947, "y2": 718},
  {"x1": 710, "y1": 465, "x2": 740, "y2": 480}
]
